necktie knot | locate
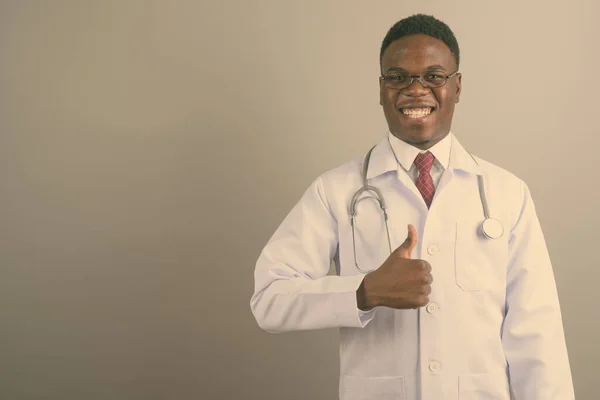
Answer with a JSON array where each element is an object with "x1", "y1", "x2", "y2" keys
[{"x1": 414, "y1": 151, "x2": 434, "y2": 173}]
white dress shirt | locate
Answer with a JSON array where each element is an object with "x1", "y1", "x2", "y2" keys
[{"x1": 387, "y1": 131, "x2": 452, "y2": 190}]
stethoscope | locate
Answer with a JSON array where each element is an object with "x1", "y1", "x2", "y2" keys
[{"x1": 349, "y1": 145, "x2": 504, "y2": 274}]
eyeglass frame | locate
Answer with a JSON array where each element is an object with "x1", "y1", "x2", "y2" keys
[{"x1": 379, "y1": 70, "x2": 460, "y2": 89}]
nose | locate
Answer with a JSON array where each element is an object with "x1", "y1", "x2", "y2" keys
[{"x1": 403, "y1": 77, "x2": 429, "y2": 96}]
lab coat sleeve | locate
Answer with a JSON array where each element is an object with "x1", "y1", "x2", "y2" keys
[
  {"x1": 502, "y1": 180, "x2": 575, "y2": 399},
  {"x1": 250, "y1": 175, "x2": 376, "y2": 333}
]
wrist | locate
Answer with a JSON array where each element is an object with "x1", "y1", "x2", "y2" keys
[{"x1": 356, "y1": 275, "x2": 375, "y2": 311}]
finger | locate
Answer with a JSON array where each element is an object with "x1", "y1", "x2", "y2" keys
[
  {"x1": 422, "y1": 260, "x2": 432, "y2": 273},
  {"x1": 420, "y1": 272, "x2": 431, "y2": 285},
  {"x1": 395, "y1": 224, "x2": 418, "y2": 259}
]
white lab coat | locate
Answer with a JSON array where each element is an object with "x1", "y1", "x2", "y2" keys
[{"x1": 250, "y1": 133, "x2": 574, "y2": 400}]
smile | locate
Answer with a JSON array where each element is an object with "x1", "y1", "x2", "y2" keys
[{"x1": 400, "y1": 107, "x2": 434, "y2": 119}]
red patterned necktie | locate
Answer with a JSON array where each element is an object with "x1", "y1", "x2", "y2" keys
[{"x1": 414, "y1": 151, "x2": 435, "y2": 208}]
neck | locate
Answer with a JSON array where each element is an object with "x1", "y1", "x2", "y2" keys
[
  {"x1": 404, "y1": 139, "x2": 434, "y2": 150},
  {"x1": 391, "y1": 130, "x2": 451, "y2": 150}
]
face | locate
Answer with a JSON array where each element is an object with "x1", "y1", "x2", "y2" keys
[{"x1": 379, "y1": 34, "x2": 462, "y2": 150}]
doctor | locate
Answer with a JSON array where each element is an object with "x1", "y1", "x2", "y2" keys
[{"x1": 250, "y1": 14, "x2": 574, "y2": 400}]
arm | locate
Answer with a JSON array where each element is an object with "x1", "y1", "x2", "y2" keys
[
  {"x1": 250, "y1": 176, "x2": 375, "y2": 333},
  {"x1": 502, "y1": 181, "x2": 575, "y2": 399}
]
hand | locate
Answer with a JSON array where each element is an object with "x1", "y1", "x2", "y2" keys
[{"x1": 357, "y1": 224, "x2": 432, "y2": 310}]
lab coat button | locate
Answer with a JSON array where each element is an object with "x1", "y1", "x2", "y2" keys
[
  {"x1": 427, "y1": 244, "x2": 439, "y2": 255},
  {"x1": 429, "y1": 361, "x2": 441, "y2": 372},
  {"x1": 426, "y1": 303, "x2": 439, "y2": 314}
]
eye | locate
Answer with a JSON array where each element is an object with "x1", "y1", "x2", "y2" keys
[
  {"x1": 425, "y1": 74, "x2": 445, "y2": 82},
  {"x1": 387, "y1": 75, "x2": 409, "y2": 82}
]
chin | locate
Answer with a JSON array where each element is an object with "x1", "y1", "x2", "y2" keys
[
  {"x1": 396, "y1": 130, "x2": 434, "y2": 142},
  {"x1": 392, "y1": 130, "x2": 447, "y2": 148}
]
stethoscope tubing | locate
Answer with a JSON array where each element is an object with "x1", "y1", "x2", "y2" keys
[{"x1": 350, "y1": 145, "x2": 503, "y2": 274}]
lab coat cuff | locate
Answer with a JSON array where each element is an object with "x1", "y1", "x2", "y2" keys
[
  {"x1": 334, "y1": 274, "x2": 376, "y2": 328},
  {"x1": 357, "y1": 308, "x2": 376, "y2": 325}
]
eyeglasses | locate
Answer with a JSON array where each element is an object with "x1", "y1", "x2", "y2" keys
[{"x1": 380, "y1": 71, "x2": 460, "y2": 90}]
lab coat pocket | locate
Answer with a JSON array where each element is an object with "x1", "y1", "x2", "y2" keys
[
  {"x1": 340, "y1": 375, "x2": 405, "y2": 400},
  {"x1": 454, "y1": 221, "x2": 508, "y2": 292},
  {"x1": 458, "y1": 371, "x2": 510, "y2": 399}
]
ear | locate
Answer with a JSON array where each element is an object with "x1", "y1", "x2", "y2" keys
[{"x1": 454, "y1": 73, "x2": 462, "y2": 103}]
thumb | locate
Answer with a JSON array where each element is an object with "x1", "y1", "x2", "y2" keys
[{"x1": 395, "y1": 224, "x2": 418, "y2": 259}]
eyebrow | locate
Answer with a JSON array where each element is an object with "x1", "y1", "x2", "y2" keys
[{"x1": 384, "y1": 64, "x2": 448, "y2": 73}]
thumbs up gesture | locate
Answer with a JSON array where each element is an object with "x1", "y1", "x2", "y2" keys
[{"x1": 356, "y1": 224, "x2": 433, "y2": 310}]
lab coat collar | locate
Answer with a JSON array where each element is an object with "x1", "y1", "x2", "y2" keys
[
  {"x1": 448, "y1": 133, "x2": 483, "y2": 175},
  {"x1": 365, "y1": 132, "x2": 482, "y2": 180},
  {"x1": 364, "y1": 135, "x2": 399, "y2": 180}
]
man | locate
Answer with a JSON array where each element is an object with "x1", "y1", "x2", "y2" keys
[{"x1": 250, "y1": 14, "x2": 574, "y2": 400}]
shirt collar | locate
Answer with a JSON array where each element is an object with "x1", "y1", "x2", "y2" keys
[
  {"x1": 388, "y1": 131, "x2": 452, "y2": 172},
  {"x1": 365, "y1": 132, "x2": 482, "y2": 179}
]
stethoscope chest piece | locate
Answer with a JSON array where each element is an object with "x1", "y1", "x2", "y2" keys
[{"x1": 481, "y1": 217, "x2": 504, "y2": 239}]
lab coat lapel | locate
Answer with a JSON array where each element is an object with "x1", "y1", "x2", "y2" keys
[
  {"x1": 448, "y1": 134, "x2": 483, "y2": 176},
  {"x1": 430, "y1": 134, "x2": 483, "y2": 212}
]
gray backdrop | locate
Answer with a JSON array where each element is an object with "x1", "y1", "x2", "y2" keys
[{"x1": 0, "y1": 1, "x2": 597, "y2": 399}]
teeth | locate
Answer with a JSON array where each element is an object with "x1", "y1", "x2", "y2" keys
[{"x1": 402, "y1": 107, "x2": 432, "y2": 118}]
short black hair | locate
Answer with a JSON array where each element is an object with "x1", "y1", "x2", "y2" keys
[{"x1": 380, "y1": 14, "x2": 460, "y2": 72}]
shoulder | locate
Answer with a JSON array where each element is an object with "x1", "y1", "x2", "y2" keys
[
  {"x1": 468, "y1": 153, "x2": 534, "y2": 228},
  {"x1": 309, "y1": 153, "x2": 364, "y2": 200},
  {"x1": 471, "y1": 154, "x2": 525, "y2": 186},
  {"x1": 295, "y1": 150, "x2": 369, "y2": 220},
  {"x1": 470, "y1": 153, "x2": 531, "y2": 203}
]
